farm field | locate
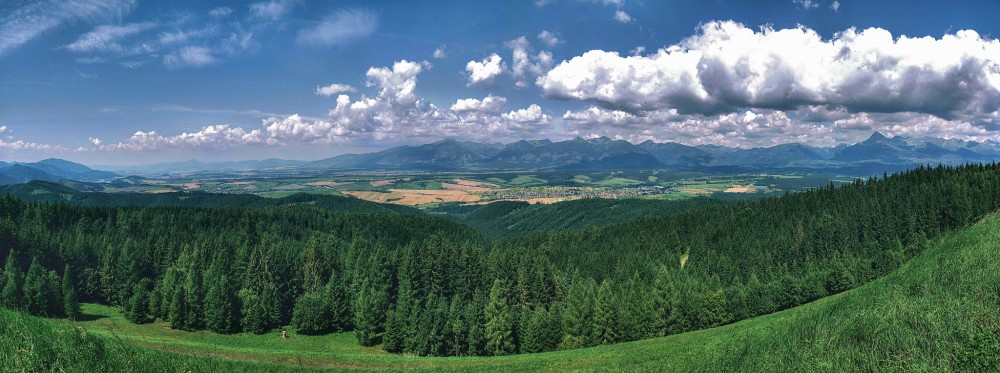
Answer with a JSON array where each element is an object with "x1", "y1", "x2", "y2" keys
[{"x1": 101, "y1": 170, "x2": 845, "y2": 207}]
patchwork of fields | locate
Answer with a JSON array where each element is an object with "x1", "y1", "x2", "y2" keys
[{"x1": 103, "y1": 170, "x2": 843, "y2": 207}]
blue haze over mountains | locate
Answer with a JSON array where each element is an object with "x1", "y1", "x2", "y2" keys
[{"x1": 4, "y1": 132, "x2": 1000, "y2": 183}]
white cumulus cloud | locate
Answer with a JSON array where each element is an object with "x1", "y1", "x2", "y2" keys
[
  {"x1": 537, "y1": 30, "x2": 563, "y2": 47},
  {"x1": 451, "y1": 95, "x2": 508, "y2": 113},
  {"x1": 315, "y1": 83, "x2": 356, "y2": 96},
  {"x1": 538, "y1": 21, "x2": 1000, "y2": 125},
  {"x1": 613, "y1": 10, "x2": 632, "y2": 23},
  {"x1": 505, "y1": 36, "x2": 554, "y2": 88},
  {"x1": 465, "y1": 53, "x2": 505, "y2": 87},
  {"x1": 433, "y1": 45, "x2": 447, "y2": 59}
]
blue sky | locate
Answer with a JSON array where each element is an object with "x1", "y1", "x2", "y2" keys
[{"x1": 2, "y1": 0, "x2": 1000, "y2": 165}]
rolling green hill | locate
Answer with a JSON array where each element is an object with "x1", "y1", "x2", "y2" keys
[
  {"x1": 433, "y1": 197, "x2": 726, "y2": 237},
  {"x1": 0, "y1": 180, "x2": 419, "y2": 214},
  {"x1": 5, "y1": 211, "x2": 998, "y2": 371}
]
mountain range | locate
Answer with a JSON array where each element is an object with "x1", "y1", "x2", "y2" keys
[
  {"x1": 0, "y1": 159, "x2": 116, "y2": 185},
  {"x1": 7, "y1": 132, "x2": 1000, "y2": 183},
  {"x1": 309, "y1": 132, "x2": 1000, "y2": 171}
]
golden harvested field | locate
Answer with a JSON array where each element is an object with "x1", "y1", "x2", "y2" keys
[
  {"x1": 441, "y1": 183, "x2": 492, "y2": 192},
  {"x1": 724, "y1": 185, "x2": 756, "y2": 193},
  {"x1": 452, "y1": 178, "x2": 500, "y2": 188},
  {"x1": 343, "y1": 189, "x2": 480, "y2": 205},
  {"x1": 370, "y1": 179, "x2": 395, "y2": 187}
]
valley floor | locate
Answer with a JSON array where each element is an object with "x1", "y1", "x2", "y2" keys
[{"x1": 43, "y1": 212, "x2": 1000, "y2": 371}]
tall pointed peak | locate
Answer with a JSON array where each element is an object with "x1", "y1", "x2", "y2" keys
[{"x1": 867, "y1": 131, "x2": 889, "y2": 141}]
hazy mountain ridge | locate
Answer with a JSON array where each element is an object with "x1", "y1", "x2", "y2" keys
[
  {"x1": 312, "y1": 132, "x2": 1000, "y2": 171},
  {"x1": 0, "y1": 158, "x2": 116, "y2": 185},
  {"x1": 8, "y1": 133, "x2": 1000, "y2": 183}
]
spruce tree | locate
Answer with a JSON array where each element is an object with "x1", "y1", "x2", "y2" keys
[
  {"x1": 447, "y1": 296, "x2": 468, "y2": 356},
  {"x1": 484, "y1": 279, "x2": 514, "y2": 356},
  {"x1": 0, "y1": 251, "x2": 7, "y2": 301},
  {"x1": 326, "y1": 275, "x2": 351, "y2": 331},
  {"x1": 465, "y1": 290, "x2": 486, "y2": 356},
  {"x1": 125, "y1": 281, "x2": 153, "y2": 324},
  {"x1": 592, "y1": 280, "x2": 620, "y2": 345},
  {"x1": 1, "y1": 251, "x2": 23, "y2": 309},
  {"x1": 291, "y1": 290, "x2": 332, "y2": 335},
  {"x1": 521, "y1": 306, "x2": 550, "y2": 353},
  {"x1": 353, "y1": 280, "x2": 387, "y2": 346},
  {"x1": 560, "y1": 273, "x2": 594, "y2": 349},
  {"x1": 23, "y1": 258, "x2": 47, "y2": 315},
  {"x1": 651, "y1": 265, "x2": 675, "y2": 336},
  {"x1": 62, "y1": 264, "x2": 81, "y2": 320},
  {"x1": 204, "y1": 274, "x2": 239, "y2": 333},
  {"x1": 183, "y1": 261, "x2": 205, "y2": 330},
  {"x1": 238, "y1": 287, "x2": 269, "y2": 334},
  {"x1": 45, "y1": 269, "x2": 64, "y2": 317},
  {"x1": 382, "y1": 308, "x2": 406, "y2": 353},
  {"x1": 168, "y1": 285, "x2": 188, "y2": 330}
]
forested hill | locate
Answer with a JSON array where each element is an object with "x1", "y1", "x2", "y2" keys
[
  {"x1": 1, "y1": 163, "x2": 999, "y2": 359},
  {"x1": 6, "y1": 208, "x2": 998, "y2": 371},
  {"x1": 435, "y1": 197, "x2": 728, "y2": 237},
  {"x1": 0, "y1": 180, "x2": 418, "y2": 215},
  {"x1": 520, "y1": 164, "x2": 999, "y2": 282}
]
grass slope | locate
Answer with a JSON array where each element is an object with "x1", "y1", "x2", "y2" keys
[{"x1": 4, "y1": 212, "x2": 1000, "y2": 371}]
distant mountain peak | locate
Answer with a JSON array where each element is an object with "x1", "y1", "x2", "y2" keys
[
  {"x1": 867, "y1": 131, "x2": 890, "y2": 142},
  {"x1": 432, "y1": 138, "x2": 459, "y2": 145}
]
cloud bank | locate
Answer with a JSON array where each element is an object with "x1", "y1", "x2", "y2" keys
[{"x1": 539, "y1": 21, "x2": 1000, "y2": 124}]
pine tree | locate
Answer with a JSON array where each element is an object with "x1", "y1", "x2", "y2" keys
[
  {"x1": 125, "y1": 280, "x2": 153, "y2": 324},
  {"x1": 622, "y1": 273, "x2": 656, "y2": 341},
  {"x1": 652, "y1": 266, "x2": 676, "y2": 336},
  {"x1": 183, "y1": 260, "x2": 205, "y2": 330},
  {"x1": 45, "y1": 269, "x2": 64, "y2": 317},
  {"x1": 592, "y1": 280, "x2": 620, "y2": 345},
  {"x1": 0, "y1": 251, "x2": 7, "y2": 302},
  {"x1": 382, "y1": 308, "x2": 406, "y2": 353},
  {"x1": 291, "y1": 290, "x2": 332, "y2": 335},
  {"x1": 1, "y1": 250, "x2": 23, "y2": 309},
  {"x1": 353, "y1": 280, "x2": 388, "y2": 346},
  {"x1": 465, "y1": 290, "x2": 486, "y2": 356},
  {"x1": 238, "y1": 287, "x2": 270, "y2": 334},
  {"x1": 560, "y1": 272, "x2": 594, "y2": 349},
  {"x1": 447, "y1": 296, "x2": 468, "y2": 356},
  {"x1": 326, "y1": 275, "x2": 351, "y2": 331},
  {"x1": 168, "y1": 285, "x2": 188, "y2": 330},
  {"x1": 23, "y1": 258, "x2": 47, "y2": 315},
  {"x1": 521, "y1": 307, "x2": 550, "y2": 353},
  {"x1": 204, "y1": 274, "x2": 239, "y2": 334},
  {"x1": 483, "y1": 279, "x2": 514, "y2": 356},
  {"x1": 62, "y1": 264, "x2": 81, "y2": 320}
]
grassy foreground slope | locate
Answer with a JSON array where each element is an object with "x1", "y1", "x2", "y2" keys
[{"x1": 4, "y1": 212, "x2": 1000, "y2": 372}]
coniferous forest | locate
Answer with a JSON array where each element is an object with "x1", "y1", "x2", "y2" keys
[{"x1": 1, "y1": 164, "x2": 999, "y2": 357}]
